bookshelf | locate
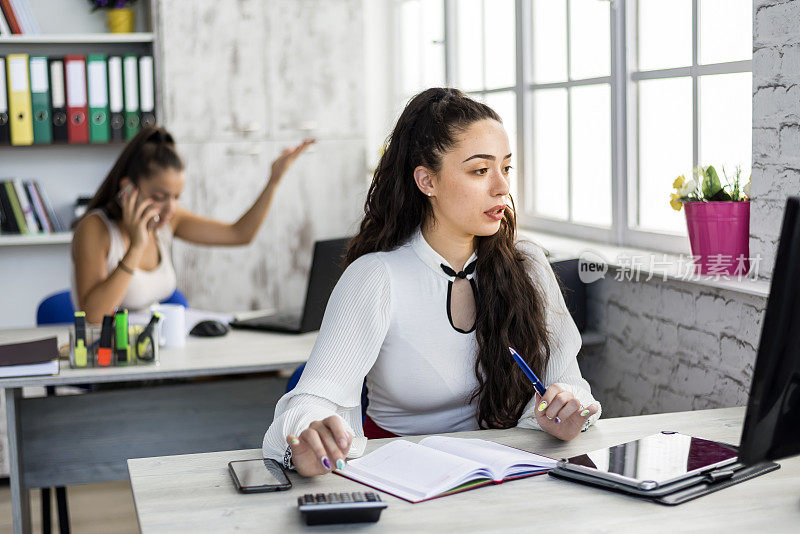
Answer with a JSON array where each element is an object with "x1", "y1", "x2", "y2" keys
[
  {"x1": 0, "y1": 0, "x2": 160, "y2": 327},
  {"x1": 0, "y1": 232, "x2": 72, "y2": 246},
  {"x1": 0, "y1": 32, "x2": 155, "y2": 44}
]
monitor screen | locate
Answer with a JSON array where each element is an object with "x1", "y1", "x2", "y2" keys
[{"x1": 738, "y1": 196, "x2": 800, "y2": 465}]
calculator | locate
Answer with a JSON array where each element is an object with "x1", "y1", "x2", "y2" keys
[{"x1": 297, "y1": 491, "x2": 388, "y2": 525}]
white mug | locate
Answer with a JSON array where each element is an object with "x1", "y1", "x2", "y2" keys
[{"x1": 151, "y1": 303, "x2": 186, "y2": 348}]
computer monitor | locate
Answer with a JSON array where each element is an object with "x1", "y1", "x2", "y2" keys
[{"x1": 738, "y1": 197, "x2": 800, "y2": 465}]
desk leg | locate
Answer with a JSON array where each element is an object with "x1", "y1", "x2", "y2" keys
[{"x1": 6, "y1": 388, "x2": 31, "y2": 534}]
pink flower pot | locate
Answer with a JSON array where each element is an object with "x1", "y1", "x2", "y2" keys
[{"x1": 684, "y1": 201, "x2": 750, "y2": 275}]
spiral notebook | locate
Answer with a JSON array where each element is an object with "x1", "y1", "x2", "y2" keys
[{"x1": 336, "y1": 436, "x2": 557, "y2": 503}]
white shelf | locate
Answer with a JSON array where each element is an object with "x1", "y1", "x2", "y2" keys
[
  {"x1": 0, "y1": 33, "x2": 154, "y2": 44},
  {"x1": 0, "y1": 232, "x2": 72, "y2": 246}
]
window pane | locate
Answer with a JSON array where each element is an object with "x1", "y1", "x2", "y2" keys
[
  {"x1": 569, "y1": 0, "x2": 610, "y2": 79},
  {"x1": 570, "y1": 84, "x2": 611, "y2": 226},
  {"x1": 456, "y1": 0, "x2": 484, "y2": 91},
  {"x1": 399, "y1": 0, "x2": 422, "y2": 96},
  {"x1": 421, "y1": 0, "x2": 445, "y2": 87},
  {"x1": 483, "y1": 0, "x2": 515, "y2": 89},
  {"x1": 699, "y1": 0, "x2": 752, "y2": 64},
  {"x1": 532, "y1": 0, "x2": 567, "y2": 83},
  {"x1": 699, "y1": 73, "x2": 752, "y2": 184},
  {"x1": 533, "y1": 89, "x2": 568, "y2": 219},
  {"x1": 637, "y1": 0, "x2": 692, "y2": 70},
  {"x1": 485, "y1": 91, "x2": 518, "y2": 198},
  {"x1": 637, "y1": 77, "x2": 692, "y2": 233}
]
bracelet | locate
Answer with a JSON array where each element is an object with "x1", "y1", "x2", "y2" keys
[
  {"x1": 117, "y1": 260, "x2": 134, "y2": 275},
  {"x1": 283, "y1": 445, "x2": 294, "y2": 470}
]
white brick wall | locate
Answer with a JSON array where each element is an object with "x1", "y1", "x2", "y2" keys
[
  {"x1": 581, "y1": 276, "x2": 766, "y2": 418},
  {"x1": 752, "y1": 0, "x2": 800, "y2": 279}
]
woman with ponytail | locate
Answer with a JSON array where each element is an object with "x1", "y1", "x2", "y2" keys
[
  {"x1": 263, "y1": 88, "x2": 601, "y2": 476},
  {"x1": 72, "y1": 126, "x2": 313, "y2": 323}
]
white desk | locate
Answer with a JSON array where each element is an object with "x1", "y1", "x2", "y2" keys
[
  {"x1": 128, "y1": 407, "x2": 798, "y2": 533},
  {"x1": 0, "y1": 326, "x2": 316, "y2": 534}
]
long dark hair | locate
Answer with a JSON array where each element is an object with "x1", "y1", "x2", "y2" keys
[
  {"x1": 83, "y1": 126, "x2": 184, "y2": 222},
  {"x1": 346, "y1": 88, "x2": 552, "y2": 429}
]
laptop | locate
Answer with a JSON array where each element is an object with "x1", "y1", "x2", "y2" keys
[{"x1": 230, "y1": 237, "x2": 350, "y2": 334}]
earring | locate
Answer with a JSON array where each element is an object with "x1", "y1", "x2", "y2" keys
[{"x1": 427, "y1": 192, "x2": 432, "y2": 197}]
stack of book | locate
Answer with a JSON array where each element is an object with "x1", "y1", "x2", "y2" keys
[
  {"x1": 0, "y1": 0, "x2": 40, "y2": 35},
  {"x1": 0, "y1": 178, "x2": 64, "y2": 234},
  {"x1": 0, "y1": 336, "x2": 59, "y2": 378},
  {"x1": 1, "y1": 53, "x2": 155, "y2": 145}
]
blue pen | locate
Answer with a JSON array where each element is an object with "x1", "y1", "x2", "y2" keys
[{"x1": 508, "y1": 347, "x2": 547, "y2": 396}]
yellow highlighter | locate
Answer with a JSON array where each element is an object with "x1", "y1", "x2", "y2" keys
[
  {"x1": 73, "y1": 311, "x2": 88, "y2": 367},
  {"x1": 136, "y1": 312, "x2": 161, "y2": 362}
]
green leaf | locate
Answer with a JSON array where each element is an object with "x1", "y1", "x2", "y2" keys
[
  {"x1": 702, "y1": 165, "x2": 723, "y2": 199},
  {"x1": 709, "y1": 189, "x2": 732, "y2": 201}
]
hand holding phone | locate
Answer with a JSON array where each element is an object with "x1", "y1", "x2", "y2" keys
[
  {"x1": 118, "y1": 182, "x2": 158, "y2": 248},
  {"x1": 228, "y1": 459, "x2": 292, "y2": 493}
]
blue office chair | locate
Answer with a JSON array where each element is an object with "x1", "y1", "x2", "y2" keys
[
  {"x1": 36, "y1": 288, "x2": 189, "y2": 325},
  {"x1": 286, "y1": 363, "x2": 369, "y2": 419}
]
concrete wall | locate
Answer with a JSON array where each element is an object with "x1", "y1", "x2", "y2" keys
[{"x1": 158, "y1": 0, "x2": 367, "y2": 312}]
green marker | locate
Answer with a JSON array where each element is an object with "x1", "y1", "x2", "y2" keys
[
  {"x1": 73, "y1": 311, "x2": 87, "y2": 367},
  {"x1": 114, "y1": 309, "x2": 131, "y2": 364}
]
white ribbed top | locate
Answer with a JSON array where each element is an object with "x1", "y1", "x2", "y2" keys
[
  {"x1": 262, "y1": 228, "x2": 601, "y2": 461},
  {"x1": 71, "y1": 209, "x2": 177, "y2": 312}
]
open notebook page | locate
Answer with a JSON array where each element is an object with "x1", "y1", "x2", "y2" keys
[
  {"x1": 341, "y1": 440, "x2": 493, "y2": 502},
  {"x1": 419, "y1": 436, "x2": 557, "y2": 480}
]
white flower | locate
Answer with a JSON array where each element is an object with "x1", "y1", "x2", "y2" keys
[
  {"x1": 743, "y1": 181, "x2": 751, "y2": 198},
  {"x1": 679, "y1": 178, "x2": 697, "y2": 197}
]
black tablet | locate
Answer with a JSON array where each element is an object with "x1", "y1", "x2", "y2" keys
[{"x1": 558, "y1": 431, "x2": 738, "y2": 490}]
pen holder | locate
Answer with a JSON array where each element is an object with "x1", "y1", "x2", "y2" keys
[{"x1": 69, "y1": 323, "x2": 159, "y2": 368}]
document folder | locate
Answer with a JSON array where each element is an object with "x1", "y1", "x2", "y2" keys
[
  {"x1": 123, "y1": 55, "x2": 140, "y2": 140},
  {"x1": 108, "y1": 56, "x2": 124, "y2": 142},
  {"x1": 0, "y1": 57, "x2": 10, "y2": 144},
  {"x1": 30, "y1": 56, "x2": 52, "y2": 144},
  {"x1": 139, "y1": 55, "x2": 155, "y2": 128},
  {"x1": 6, "y1": 54, "x2": 33, "y2": 145},
  {"x1": 64, "y1": 55, "x2": 88, "y2": 144},
  {"x1": 49, "y1": 58, "x2": 68, "y2": 143},
  {"x1": 87, "y1": 54, "x2": 110, "y2": 143}
]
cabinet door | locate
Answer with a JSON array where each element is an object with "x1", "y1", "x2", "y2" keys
[
  {"x1": 269, "y1": 0, "x2": 364, "y2": 138},
  {"x1": 159, "y1": 0, "x2": 269, "y2": 142}
]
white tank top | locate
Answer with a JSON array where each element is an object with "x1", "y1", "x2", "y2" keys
[{"x1": 71, "y1": 209, "x2": 177, "y2": 312}]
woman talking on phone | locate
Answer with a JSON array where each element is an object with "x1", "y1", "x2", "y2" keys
[
  {"x1": 262, "y1": 88, "x2": 601, "y2": 476},
  {"x1": 71, "y1": 126, "x2": 313, "y2": 324}
]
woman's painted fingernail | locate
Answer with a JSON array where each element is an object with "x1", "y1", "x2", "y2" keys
[
  {"x1": 554, "y1": 417, "x2": 561, "y2": 424},
  {"x1": 580, "y1": 409, "x2": 590, "y2": 417},
  {"x1": 290, "y1": 437, "x2": 300, "y2": 445},
  {"x1": 321, "y1": 457, "x2": 331, "y2": 470},
  {"x1": 336, "y1": 459, "x2": 345, "y2": 470},
  {"x1": 537, "y1": 401, "x2": 548, "y2": 412}
]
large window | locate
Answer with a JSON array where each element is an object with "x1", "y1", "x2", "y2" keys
[
  {"x1": 392, "y1": 0, "x2": 752, "y2": 252},
  {"x1": 633, "y1": 0, "x2": 752, "y2": 236}
]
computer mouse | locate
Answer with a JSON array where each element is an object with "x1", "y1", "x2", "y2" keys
[{"x1": 189, "y1": 320, "x2": 230, "y2": 337}]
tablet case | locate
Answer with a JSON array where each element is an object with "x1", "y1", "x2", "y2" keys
[{"x1": 548, "y1": 461, "x2": 780, "y2": 505}]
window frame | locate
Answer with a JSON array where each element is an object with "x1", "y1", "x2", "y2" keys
[{"x1": 390, "y1": 0, "x2": 752, "y2": 254}]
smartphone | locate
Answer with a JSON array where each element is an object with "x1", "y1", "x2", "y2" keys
[
  {"x1": 228, "y1": 459, "x2": 292, "y2": 493},
  {"x1": 117, "y1": 183, "x2": 135, "y2": 203}
]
